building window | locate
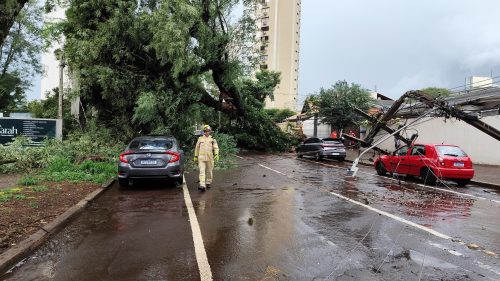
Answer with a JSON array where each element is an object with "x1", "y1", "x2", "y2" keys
[
  {"x1": 260, "y1": 45, "x2": 267, "y2": 51},
  {"x1": 261, "y1": 26, "x2": 269, "y2": 31},
  {"x1": 261, "y1": 17, "x2": 269, "y2": 26},
  {"x1": 260, "y1": 55, "x2": 268, "y2": 62},
  {"x1": 260, "y1": 64, "x2": 268, "y2": 70},
  {"x1": 261, "y1": 36, "x2": 269, "y2": 42}
]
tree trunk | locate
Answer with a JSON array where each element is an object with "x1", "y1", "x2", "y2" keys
[{"x1": 0, "y1": 0, "x2": 29, "y2": 47}]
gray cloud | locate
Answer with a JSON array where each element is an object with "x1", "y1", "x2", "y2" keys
[{"x1": 298, "y1": 0, "x2": 500, "y2": 106}]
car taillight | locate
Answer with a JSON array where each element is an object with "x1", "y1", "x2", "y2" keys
[
  {"x1": 166, "y1": 151, "x2": 180, "y2": 163},
  {"x1": 119, "y1": 151, "x2": 133, "y2": 163}
]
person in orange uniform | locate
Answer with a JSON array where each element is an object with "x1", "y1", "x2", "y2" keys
[{"x1": 194, "y1": 125, "x2": 219, "y2": 191}]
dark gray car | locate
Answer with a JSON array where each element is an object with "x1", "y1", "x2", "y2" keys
[
  {"x1": 118, "y1": 136, "x2": 185, "y2": 187},
  {"x1": 296, "y1": 137, "x2": 346, "y2": 161}
]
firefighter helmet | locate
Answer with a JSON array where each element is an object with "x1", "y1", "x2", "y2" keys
[{"x1": 202, "y1": 125, "x2": 212, "y2": 132}]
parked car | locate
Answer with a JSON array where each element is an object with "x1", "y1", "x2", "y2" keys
[
  {"x1": 296, "y1": 137, "x2": 346, "y2": 161},
  {"x1": 374, "y1": 143, "x2": 474, "y2": 186},
  {"x1": 118, "y1": 136, "x2": 185, "y2": 187}
]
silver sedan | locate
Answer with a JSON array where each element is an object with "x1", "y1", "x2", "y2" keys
[{"x1": 118, "y1": 136, "x2": 185, "y2": 187}]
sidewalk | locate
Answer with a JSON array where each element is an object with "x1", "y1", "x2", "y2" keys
[{"x1": 345, "y1": 149, "x2": 500, "y2": 188}]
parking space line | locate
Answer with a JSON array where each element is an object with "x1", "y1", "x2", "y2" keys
[
  {"x1": 182, "y1": 176, "x2": 213, "y2": 281},
  {"x1": 298, "y1": 158, "x2": 500, "y2": 204}
]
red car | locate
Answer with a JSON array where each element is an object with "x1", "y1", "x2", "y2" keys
[{"x1": 374, "y1": 144, "x2": 474, "y2": 186}]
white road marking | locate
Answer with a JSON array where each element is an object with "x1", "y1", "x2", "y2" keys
[
  {"x1": 429, "y1": 242, "x2": 464, "y2": 257},
  {"x1": 258, "y1": 164, "x2": 287, "y2": 176},
  {"x1": 182, "y1": 176, "x2": 213, "y2": 281},
  {"x1": 299, "y1": 158, "x2": 500, "y2": 204},
  {"x1": 257, "y1": 164, "x2": 452, "y2": 240}
]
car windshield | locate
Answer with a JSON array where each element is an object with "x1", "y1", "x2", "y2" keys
[
  {"x1": 128, "y1": 139, "x2": 174, "y2": 150},
  {"x1": 435, "y1": 145, "x2": 467, "y2": 157}
]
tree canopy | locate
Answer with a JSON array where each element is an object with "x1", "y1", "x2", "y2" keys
[
  {"x1": 0, "y1": 0, "x2": 29, "y2": 47},
  {"x1": 310, "y1": 81, "x2": 375, "y2": 131},
  {"x1": 61, "y1": 0, "x2": 292, "y2": 150},
  {"x1": 421, "y1": 87, "x2": 452, "y2": 99},
  {"x1": 0, "y1": 0, "x2": 44, "y2": 111}
]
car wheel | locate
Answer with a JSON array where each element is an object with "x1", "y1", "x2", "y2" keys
[
  {"x1": 376, "y1": 162, "x2": 387, "y2": 176},
  {"x1": 175, "y1": 176, "x2": 184, "y2": 186},
  {"x1": 297, "y1": 153, "x2": 303, "y2": 158},
  {"x1": 338, "y1": 157, "x2": 345, "y2": 162},
  {"x1": 420, "y1": 168, "x2": 437, "y2": 185},
  {"x1": 315, "y1": 153, "x2": 323, "y2": 161},
  {"x1": 455, "y1": 179, "x2": 470, "y2": 187},
  {"x1": 118, "y1": 178, "x2": 129, "y2": 188}
]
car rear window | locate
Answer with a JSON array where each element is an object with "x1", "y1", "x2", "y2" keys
[
  {"x1": 128, "y1": 139, "x2": 173, "y2": 150},
  {"x1": 322, "y1": 138, "x2": 342, "y2": 145},
  {"x1": 435, "y1": 146, "x2": 467, "y2": 157}
]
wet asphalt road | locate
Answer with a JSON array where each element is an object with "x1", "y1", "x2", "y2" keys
[{"x1": 1, "y1": 154, "x2": 499, "y2": 281}]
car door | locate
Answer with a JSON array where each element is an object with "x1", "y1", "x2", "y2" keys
[
  {"x1": 311, "y1": 138, "x2": 322, "y2": 154},
  {"x1": 407, "y1": 145, "x2": 426, "y2": 176},
  {"x1": 390, "y1": 145, "x2": 410, "y2": 174},
  {"x1": 300, "y1": 138, "x2": 316, "y2": 156}
]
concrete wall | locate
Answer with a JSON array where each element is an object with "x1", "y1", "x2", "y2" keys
[{"x1": 373, "y1": 116, "x2": 500, "y2": 165}]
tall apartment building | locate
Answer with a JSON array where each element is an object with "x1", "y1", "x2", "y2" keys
[{"x1": 255, "y1": 0, "x2": 301, "y2": 111}]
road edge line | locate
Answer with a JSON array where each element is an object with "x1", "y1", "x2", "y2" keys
[
  {"x1": 182, "y1": 176, "x2": 213, "y2": 281},
  {"x1": 0, "y1": 179, "x2": 115, "y2": 274}
]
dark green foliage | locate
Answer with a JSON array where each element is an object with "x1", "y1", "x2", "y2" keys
[{"x1": 311, "y1": 81, "x2": 375, "y2": 131}]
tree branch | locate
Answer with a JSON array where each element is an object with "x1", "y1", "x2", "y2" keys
[{"x1": 0, "y1": 0, "x2": 29, "y2": 46}]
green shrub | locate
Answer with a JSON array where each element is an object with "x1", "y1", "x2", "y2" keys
[
  {"x1": 2, "y1": 128, "x2": 123, "y2": 185},
  {"x1": 30, "y1": 185, "x2": 49, "y2": 192},
  {"x1": 18, "y1": 175, "x2": 41, "y2": 186}
]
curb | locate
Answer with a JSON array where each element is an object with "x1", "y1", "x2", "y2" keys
[
  {"x1": 0, "y1": 179, "x2": 115, "y2": 274},
  {"x1": 345, "y1": 159, "x2": 500, "y2": 189},
  {"x1": 470, "y1": 180, "x2": 500, "y2": 190}
]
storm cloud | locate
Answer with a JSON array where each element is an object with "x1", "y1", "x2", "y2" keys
[{"x1": 298, "y1": 0, "x2": 500, "y2": 104}]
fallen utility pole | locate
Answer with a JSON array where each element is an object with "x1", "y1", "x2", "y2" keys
[
  {"x1": 347, "y1": 109, "x2": 435, "y2": 177},
  {"x1": 347, "y1": 89, "x2": 500, "y2": 177}
]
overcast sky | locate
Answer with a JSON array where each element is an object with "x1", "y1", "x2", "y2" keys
[{"x1": 298, "y1": 0, "x2": 500, "y2": 105}]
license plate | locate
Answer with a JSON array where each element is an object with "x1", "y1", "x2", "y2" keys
[
  {"x1": 454, "y1": 162, "x2": 464, "y2": 167},
  {"x1": 332, "y1": 153, "x2": 339, "y2": 155},
  {"x1": 140, "y1": 160, "x2": 157, "y2": 165}
]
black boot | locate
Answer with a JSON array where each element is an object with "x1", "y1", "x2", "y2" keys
[{"x1": 206, "y1": 184, "x2": 211, "y2": 189}]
